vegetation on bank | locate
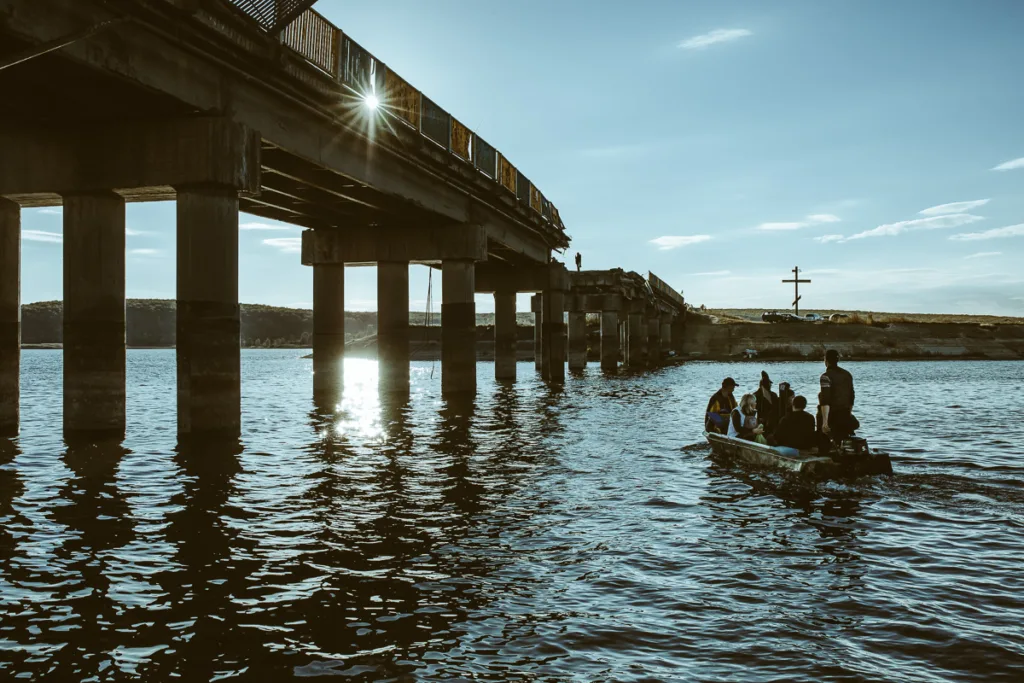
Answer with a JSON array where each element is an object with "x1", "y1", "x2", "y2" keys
[{"x1": 21, "y1": 300, "x2": 539, "y2": 348}]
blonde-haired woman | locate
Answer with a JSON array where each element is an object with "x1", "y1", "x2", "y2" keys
[{"x1": 728, "y1": 393, "x2": 768, "y2": 444}]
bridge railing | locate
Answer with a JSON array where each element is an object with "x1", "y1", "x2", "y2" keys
[
  {"x1": 647, "y1": 272, "x2": 686, "y2": 310},
  {"x1": 222, "y1": 1, "x2": 566, "y2": 237}
]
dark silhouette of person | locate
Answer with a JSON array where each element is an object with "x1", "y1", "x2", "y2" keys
[{"x1": 574, "y1": 252, "x2": 582, "y2": 271}]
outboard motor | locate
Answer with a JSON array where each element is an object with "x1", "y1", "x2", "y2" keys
[{"x1": 844, "y1": 436, "x2": 870, "y2": 456}]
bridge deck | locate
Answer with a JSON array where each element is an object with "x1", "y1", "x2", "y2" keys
[{"x1": 0, "y1": 0, "x2": 567, "y2": 266}]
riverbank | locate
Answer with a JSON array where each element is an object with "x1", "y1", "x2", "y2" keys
[{"x1": 680, "y1": 319, "x2": 1024, "y2": 360}]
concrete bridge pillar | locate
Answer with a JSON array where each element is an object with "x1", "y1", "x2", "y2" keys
[
  {"x1": 626, "y1": 311, "x2": 647, "y2": 368},
  {"x1": 660, "y1": 316, "x2": 673, "y2": 356},
  {"x1": 600, "y1": 311, "x2": 619, "y2": 372},
  {"x1": 671, "y1": 316, "x2": 686, "y2": 356},
  {"x1": 377, "y1": 261, "x2": 410, "y2": 393},
  {"x1": 62, "y1": 192, "x2": 126, "y2": 436},
  {"x1": 176, "y1": 186, "x2": 241, "y2": 436},
  {"x1": 648, "y1": 316, "x2": 662, "y2": 365},
  {"x1": 0, "y1": 199, "x2": 19, "y2": 436},
  {"x1": 532, "y1": 294, "x2": 545, "y2": 374},
  {"x1": 541, "y1": 265, "x2": 568, "y2": 383},
  {"x1": 313, "y1": 263, "x2": 345, "y2": 400},
  {"x1": 567, "y1": 311, "x2": 587, "y2": 370},
  {"x1": 441, "y1": 260, "x2": 476, "y2": 394},
  {"x1": 494, "y1": 290, "x2": 517, "y2": 380}
]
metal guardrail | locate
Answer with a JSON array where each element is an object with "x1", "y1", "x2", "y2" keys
[
  {"x1": 222, "y1": 1, "x2": 566, "y2": 236},
  {"x1": 278, "y1": 7, "x2": 336, "y2": 73},
  {"x1": 225, "y1": 0, "x2": 319, "y2": 35},
  {"x1": 647, "y1": 272, "x2": 686, "y2": 309}
]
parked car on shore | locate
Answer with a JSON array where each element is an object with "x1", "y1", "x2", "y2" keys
[
  {"x1": 763, "y1": 311, "x2": 806, "y2": 323},
  {"x1": 829, "y1": 313, "x2": 849, "y2": 322},
  {"x1": 804, "y1": 313, "x2": 823, "y2": 322}
]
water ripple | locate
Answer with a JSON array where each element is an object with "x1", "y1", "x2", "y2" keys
[{"x1": 1, "y1": 354, "x2": 1023, "y2": 680}]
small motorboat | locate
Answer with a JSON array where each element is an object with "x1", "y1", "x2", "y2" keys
[{"x1": 705, "y1": 431, "x2": 893, "y2": 478}]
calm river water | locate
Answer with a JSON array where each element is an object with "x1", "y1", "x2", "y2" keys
[{"x1": 1, "y1": 351, "x2": 1023, "y2": 681}]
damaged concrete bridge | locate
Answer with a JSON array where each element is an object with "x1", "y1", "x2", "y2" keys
[{"x1": 0, "y1": 0, "x2": 686, "y2": 440}]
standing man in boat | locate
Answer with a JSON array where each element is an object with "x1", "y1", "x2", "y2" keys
[
  {"x1": 819, "y1": 349, "x2": 856, "y2": 449},
  {"x1": 705, "y1": 377, "x2": 738, "y2": 434}
]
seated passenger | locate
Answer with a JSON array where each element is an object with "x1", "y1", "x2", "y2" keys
[
  {"x1": 754, "y1": 371, "x2": 780, "y2": 435},
  {"x1": 728, "y1": 393, "x2": 767, "y2": 444},
  {"x1": 774, "y1": 395, "x2": 817, "y2": 450},
  {"x1": 705, "y1": 377, "x2": 738, "y2": 433},
  {"x1": 778, "y1": 381, "x2": 795, "y2": 421}
]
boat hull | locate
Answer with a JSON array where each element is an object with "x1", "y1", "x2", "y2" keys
[{"x1": 705, "y1": 432, "x2": 893, "y2": 478}]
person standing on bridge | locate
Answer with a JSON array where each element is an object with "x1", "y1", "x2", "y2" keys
[{"x1": 575, "y1": 252, "x2": 582, "y2": 272}]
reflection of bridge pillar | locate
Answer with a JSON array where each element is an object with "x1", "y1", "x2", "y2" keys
[
  {"x1": 648, "y1": 316, "x2": 662, "y2": 365},
  {"x1": 313, "y1": 263, "x2": 345, "y2": 400},
  {"x1": 494, "y1": 290, "x2": 517, "y2": 380},
  {"x1": 626, "y1": 311, "x2": 647, "y2": 368},
  {"x1": 0, "y1": 199, "x2": 18, "y2": 436},
  {"x1": 531, "y1": 294, "x2": 543, "y2": 373},
  {"x1": 377, "y1": 261, "x2": 410, "y2": 393},
  {"x1": 441, "y1": 260, "x2": 476, "y2": 394},
  {"x1": 176, "y1": 187, "x2": 240, "y2": 436},
  {"x1": 600, "y1": 311, "x2": 619, "y2": 371},
  {"x1": 62, "y1": 192, "x2": 126, "y2": 435},
  {"x1": 567, "y1": 311, "x2": 587, "y2": 370}
]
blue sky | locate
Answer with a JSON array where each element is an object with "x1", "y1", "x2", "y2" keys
[{"x1": 19, "y1": 0, "x2": 1024, "y2": 314}]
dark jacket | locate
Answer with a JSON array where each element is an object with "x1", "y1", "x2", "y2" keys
[
  {"x1": 705, "y1": 389, "x2": 737, "y2": 433},
  {"x1": 819, "y1": 366, "x2": 855, "y2": 410},
  {"x1": 754, "y1": 388, "x2": 780, "y2": 434},
  {"x1": 775, "y1": 410, "x2": 816, "y2": 450}
]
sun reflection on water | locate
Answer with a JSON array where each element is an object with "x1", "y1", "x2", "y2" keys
[{"x1": 332, "y1": 359, "x2": 384, "y2": 443}]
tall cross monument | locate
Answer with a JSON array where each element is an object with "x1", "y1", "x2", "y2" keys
[{"x1": 782, "y1": 266, "x2": 811, "y2": 316}]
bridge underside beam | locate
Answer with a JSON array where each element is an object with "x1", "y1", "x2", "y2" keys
[
  {"x1": 0, "y1": 118, "x2": 260, "y2": 204},
  {"x1": 301, "y1": 225, "x2": 487, "y2": 267}
]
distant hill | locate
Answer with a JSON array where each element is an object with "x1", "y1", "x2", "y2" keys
[{"x1": 21, "y1": 300, "x2": 539, "y2": 348}]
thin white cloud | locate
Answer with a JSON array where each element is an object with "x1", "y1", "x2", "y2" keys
[
  {"x1": 263, "y1": 237, "x2": 303, "y2": 253},
  {"x1": 919, "y1": 199, "x2": 989, "y2": 216},
  {"x1": 950, "y1": 224, "x2": 1024, "y2": 242},
  {"x1": 242, "y1": 221, "x2": 295, "y2": 231},
  {"x1": 129, "y1": 248, "x2": 161, "y2": 256},
  {"x1": 845, "y1": 213, "x2": 983, "y2": 241},
  {"x1": 694, "y1": 270, "x2": 730, "y2": 276},
  {"x1": 23, "y1": 229, "x2": 62, "y2": 243},
  {"x1": 814, "y1": 234, "x2": 844, "y2": 243},
  {"x1": 992, "y1": 157, "x2": 1024, "y2": 172},
  {"x1": 758, "y1": 214, "x2": 841, "y2": 231},
  {"x1": 36, "y1": 207, "x2": 62, "y2": 216},
  {"x1": 965, "y1": 251, "x2": 1002, "y2": 259},
  {"x1": 649, "y1": 235, "x2": 711, "y2": 250},
  {"x1": 758, "y1": 222, "x2": 806, "y2": 231},
  {"x1": 678, "y1": 28, "x2": 752, "y2": 50},
  {"x1": 125, "y1": 227, "x2": 151, "y2": 236}
]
